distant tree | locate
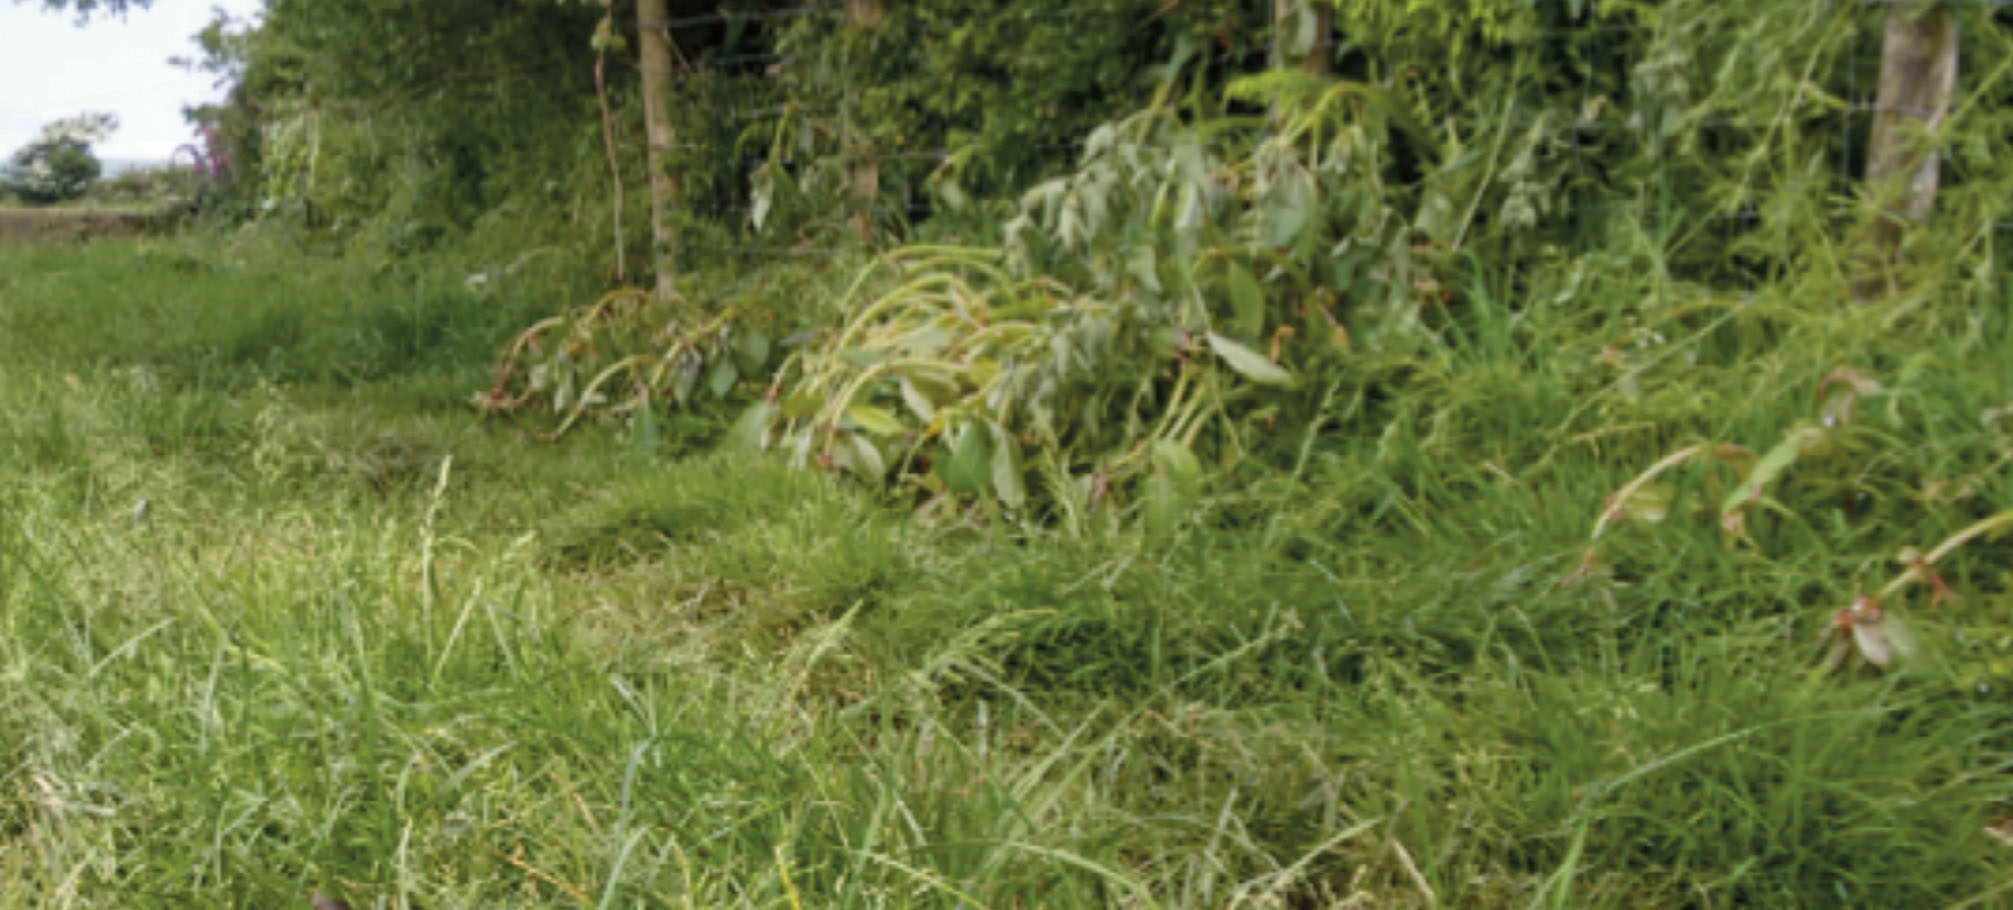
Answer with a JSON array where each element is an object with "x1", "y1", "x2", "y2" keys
[
  {"x1": 2, "y1": 113, "x2": 118, "y2": 205},
  {"x1": 18, "y1": 0, "x2": 150, "y2": 19}
]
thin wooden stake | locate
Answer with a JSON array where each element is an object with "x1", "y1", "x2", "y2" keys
[
  {"x1": 1855, "y1": 1, "x2": 1958, "y2": 302},
  {"x1": 1301, "y1": 1, "x2": 1332, "y2": 76},
  {"x1": 594, "y1": 10, "x2": 625, "y2": 284},
  {"x1": 638, "y1": 0, "x2": 679, "y2": 302},
  {"x1": 846, "y1": 0, "x2": 885, "y2": 243}
]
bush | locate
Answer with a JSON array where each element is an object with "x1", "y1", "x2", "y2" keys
[{"x1": 2, "y1": 113, "x2": 116, "y2": 205}]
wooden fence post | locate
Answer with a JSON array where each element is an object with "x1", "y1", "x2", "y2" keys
[
  {"x1": 1272, "y1": 0, "x2": 1333, "y2": 74},
  {"x1": 1302, "y1": 2, "x2": 1332, "y2": 76},
  {"x1": 638, "y1": 0, "x2": 679, "y2": 302},
  {"x1": 846, "y1": 0, "x2": 884, "y2": 243},
  {"x1": 1855, "y1": 0, "x2": 1958, "y2": 302}
]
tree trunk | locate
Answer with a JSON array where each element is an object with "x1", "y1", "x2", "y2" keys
[
  {"x1": 1855, "y1": 1, "x2": 1957, "y2": 302},
  {"x1": 637, "y1": 0, "x2": 678, "y2": 302}
]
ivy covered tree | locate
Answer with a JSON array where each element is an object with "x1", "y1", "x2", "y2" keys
[{"x1": 2, "y1": 113, "x2": 118, "y2": 205}]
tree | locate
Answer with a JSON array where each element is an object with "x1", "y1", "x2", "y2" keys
[
  {"x1": 3, "y1": 113, "x2": 117, "y2": 205},
  {"x1": 17, "y1": 0, "x2": 149, "y2": 20}
]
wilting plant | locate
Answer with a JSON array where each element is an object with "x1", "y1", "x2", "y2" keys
[
  {"x1": 746, "y1": 70, "x2": 1472, "y2": 526},
  {"x1": 475, "y1": 288, "x2": 781, "y2": 442}
]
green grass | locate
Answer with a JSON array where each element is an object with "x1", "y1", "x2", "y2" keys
[{"x1": 0, "y1": 234, "x2": 2008, "y2": 908}]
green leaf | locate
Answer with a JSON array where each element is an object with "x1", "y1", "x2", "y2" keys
[
  {"x1": 629, "y1": 398, "x2": 661, "y2": 454},
  {"x1": 935, "y1": 423, "x2": 990, "y2": 496},
  {"x1": 707, "y1": 358, "x2": 740, "y2": 399},
  {"x1": 1150, "y1": 438, "x2": 1204, "y2": 498},
  {"x1": 898, "y1": 377, "x2": 937, "y2": 423},
  {"x1": 1143, "y1": 473, "x2": 1179, "y2": 538},
  {"x1": 1610, "y1": 481, "x2": 1675, "y2": 523},
  {"x1": 988, "y1": 422, "x2": 1026, "y2": 508},
  {"x1": 835, "y1": 432, "x2": 886, "y2": 480},
  {"x1": 1259, "y1": 178, "x2": 1312, "y2": 247},
  {"x1": 1127, "y1": 244, "x2": 1162, "y2": 294},
  {"x1": 1142, "y1": 438, "x2": 1205, "y2": 538},
  {"x1": 750, "y1": 165, "x2": 775, "y2": 232},
  {"x1": 1205, "y1": 332, "x2": 1295, "y2": 386},
  {"x1": 735, "y1": 329, "x2": 771, "y2": 375},
  {"x1": 1224, "y1": 262, "x2": 1265, "y2": 338},
  {"x1": 671, "y1": 356, "x2": 700, "y2": 405},
  {"x1": 722, "y1": 401, "x2": 775, "y2": 456},
  {"x1": 840, "y1": 348, "x2": 885, "y2": 369},
  {"x1": 780, "y1": 392, "x2": 824, "y2": 419},
  {"x1": 933, "y1": 178, "x2": 970, "y2": 213},
  {"x1": 552, "y1": 364, "x2": 576, "y2": 415},
  {"x1": 903, "y1": 366, "x2": 962, "y2": 406},
  {"x1": 1288, "y1": 2, "x2": 1319, "y2": 56},
  {"x1": 1720, "y1": 424, "x2": 1824, "y2": 517},
  {"x1": 846, "y1": 404, "x2": 907, "y2": 437}
]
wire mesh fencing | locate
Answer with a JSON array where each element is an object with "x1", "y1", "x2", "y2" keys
[{"x1": 639, "y1": 1, "x2": 2010, "y2": 272}]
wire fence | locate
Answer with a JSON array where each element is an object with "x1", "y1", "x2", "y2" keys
[{"x1": 648, "y1": 2, "x2": 2010, "y2": 268}]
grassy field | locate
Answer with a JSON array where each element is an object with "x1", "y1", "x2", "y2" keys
[{"x1": 1, "y1": 233, "x2": 2009, "y2": 908}]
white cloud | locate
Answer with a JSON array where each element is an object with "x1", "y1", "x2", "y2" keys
[{"x1": 1, "y1": 0, "x2": 265, "y2": 164}]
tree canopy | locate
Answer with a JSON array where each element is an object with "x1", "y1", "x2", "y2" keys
[{"x1": 22, "y1": 0, "x2": 151, "y2": 18}]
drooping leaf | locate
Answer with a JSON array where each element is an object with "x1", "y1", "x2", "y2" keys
[
  {"x1": 898, "y1": 377, "x2": 937, "y2": 423},
  {"x1": 902, "y1": 365, "x2": 963, "y2": 406},
  {"x1": 1259, "y1": 176, "x2": 1313, "y2": 247},
  {"x1": 735, "y1": 329, "x2": 772, "y2": 375},
  {"x1": 834, "y1": 431, "x2": 886, "y2": 479},
  {"x1": 840, "y1": 348, "x2": 885, "y2": 368},
  {"x1": 936, "y1": 423, "x2": 990, "y2": 496},
  {"x1": 629, "y1": 397, "x2": 661, "y2": 453},
  {"x1": 1143, "y1": 472, "x2": 1181, "y2": 538},
  {"x1": 1719, "y1": 424, "x2": 1824, "y2": 518},
  {"x1": 671, "y1": 354, "x2": 700, "y2": 405},
  {"x1": 1224, "y1": 262, "x2": 1265, "y2": 339},
  {"x1": 1150, "y1": 438, "x2": 1204, "y2": 498},
  {"x1": 1611, "y1": 481, "x2": 1675, "y2": 523},
  {"x1": 989, "y1": 422, "x2": 1027, "y2": 508},
  {"x1": 1142, "y1": 439, "x2": 1204, "y2": 537},
  {"x1": 1205, "y1": 332, "x2": 1295, "y2": 386},
  {"x1": 707, "y1": 357, "x2": 740, "y2": 399},
  {"x1": 781, "y1": 392, "x2": 824, "y2": 419},
  {"x1": 750, "y1": 164, "x2": 775, "y2": 231},
  {"x1": 846, "y1": 404, "x2": 907, "y2": 436},
  {"x1": 1127, "y1": 244, "x2": 1162, "y2": 294},
  {"x1": 552, "y1": 363, "x2": 576, "y2": 415},
  {"x1": 722, "y1": 400, "x2": 776, "y2": 456}
]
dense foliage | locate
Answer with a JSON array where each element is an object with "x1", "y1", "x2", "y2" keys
[
  {"x1": 66, "y1": 0, "x2": 2010, "y2": 557},
  {"x1": 195, "y1": 0, "x2": 1286, "y2": 260},
  {"x1": 204, "y1": 0, "x2": 607, "y2": 248},
  {"x1": 467, "y1": 1, "x2": 2010, "y2": 523}
]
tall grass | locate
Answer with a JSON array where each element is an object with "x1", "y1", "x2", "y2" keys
[{"x1": 0, "y1": 234, "x2": 2007, "y2": 907}]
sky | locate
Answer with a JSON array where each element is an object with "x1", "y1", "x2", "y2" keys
[{"x1": 1, "y1": 0, "x2": 264, "y2": 164}]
